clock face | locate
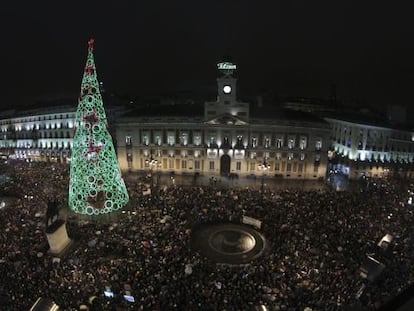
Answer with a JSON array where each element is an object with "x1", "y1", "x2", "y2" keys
[{"x1": 223, "y1": 85, "x2": 232, "y2": 94}]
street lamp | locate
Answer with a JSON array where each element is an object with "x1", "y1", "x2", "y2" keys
[
  {"x1": 145, "y1": 155, "x2": 159, "y2": 190},
  {"x1": 258, "y1": 158, "x2": 270, "y2": 195}
]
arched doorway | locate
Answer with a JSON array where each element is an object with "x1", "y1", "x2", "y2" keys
[{"x1": 220, "y1": 154, "x2": 231, "y2": 176}]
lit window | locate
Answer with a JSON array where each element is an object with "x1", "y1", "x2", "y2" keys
[
  {"x1": 251, "y1": 137, "x2": 257, "y2": 148},
  {"x1": 127, "y1": 152, "x2": 133, "y2": 162},
  {"x1": 264, "y1": 137, "x2": 270, "y2": 148},
  {"x1": 315, "y1": 139, "x2": 322, "y2": 150},
  {"x1": 180, "y1": 133, "x2": 188, "y2": 146},
  {"x1": 168, "y1": 134, "x2": 175, "y2": 146},
  {"x1": 235, "y1": 135, "x2": 244, "y2": 148},
  {"x1": 155, "y1": 135, "x2": 161, "y2": 146},
  {"x1": 142, "y1": 134, "x2": 149, "y2": 146},
  {"x1": 193, "y1": 134, "x2": 201, "y2": 146},
  {"x1": 299, "y1": 137, "x2": 307, "y2": 150},
  {"x1": 223, "y1": 136, "x2": 230, "y2": 147},
  {"x1": 210, "y1": 136, "x2": 217, "y2": 147},
  {"x1": 126, "y1": 136, "x2": 132, "y2": 146},
  {"x1": 288, "y1": 138, "x2": 295, "y2": 149}
]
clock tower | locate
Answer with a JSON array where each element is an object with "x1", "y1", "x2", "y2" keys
[
  {"x1": 204, "y1": 61, "x2": 250, "y2": 121},
  {"x1": 217, "y1": 62, "x2": 237, "y2": 104}
]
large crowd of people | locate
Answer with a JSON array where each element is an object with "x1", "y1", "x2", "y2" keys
[{"x1": 1, "y1": 159, "x2": 414, "y2": 310}]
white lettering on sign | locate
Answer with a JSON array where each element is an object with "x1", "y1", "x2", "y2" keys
[{"x1": 217, "y1": 62, "x2": 237, "y2": 70}]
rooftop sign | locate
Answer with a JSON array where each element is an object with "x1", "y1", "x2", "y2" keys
[{"x1": 217, "y1": 62, "x2": 237, "y2": 70}]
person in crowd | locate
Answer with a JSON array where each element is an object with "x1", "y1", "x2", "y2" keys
[{"x1": 0, "y1": 159, "x2": 413, "y2": 310}]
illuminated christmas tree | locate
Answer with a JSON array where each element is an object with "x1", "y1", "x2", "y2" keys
[{"x1": 69, "y1": 39, "x2": 129, "y2": 215}]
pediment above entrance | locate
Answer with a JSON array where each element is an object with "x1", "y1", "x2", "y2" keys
[{"x1": 205, "y1": 113, "x2": 248, "y2": 125}]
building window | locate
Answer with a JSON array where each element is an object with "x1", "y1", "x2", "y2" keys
[
  {"x1": 299, "y1": 137, "x2": 307, "y2": 150},
  {"x1": 298, "y1": 163, "x2": 303, "y2": 173},
  {"x1": 126, "y1": 136, "x2": 132, "y2": 146},
  {"x1": 222, "y1": 136, "x2": 231, "y2": 148},
  {"x1": 315, "y1": 139, "x2": 322, "y2": 150},
  {"x1": 182, "y1": 160, "x2": 187, "y2": 169},
  {"x1": 142, "y1": 134, "x2": 149, "y2": 146},
  {"x1": 209, "y1": 161, "x2": 215, "y2": 170},
  {"x1": 180, "y1": 133, "x2": 188, "y2": 146},
  {"x1": 276, "y1": 153, "x2": 281, "y2": 160},
  {"x1": 288, "y1": 153, "x2": 293, "y2": 161},
  {"x1": 210, "y1": 136, "x2": 217, "y2": 148},
  {"x1": 126, "y1": 152, "x2": 132, "y2": 161},
  {"x1": 264, "y1": 137, "x2": 270, "y2": 148},
  {"x1": 195, "y1": 160, "x2": 201, "y2": 170},
  {"x1": 315, "y1": 154, "x2": 321, "y2": 162},
  {"x1": 286, "y1": 163, "x2": 292, "y2": 172},
  {"x1": 167, "y1": 134, "x2": 175, "y2": 146},
  {"x1": 251, "y1": 137, "x2": 257, "y2": 148},
  {"x1": 235, "y1": 135, "x2": 244, "y2": 148},
  {"x1": 276, "y1": 137, "x2": 283, "y2": 149},
  {"x1": 274, "y1": 162, "x2": 280, "y2": 171},
  {"x1": 288, "y1": 138, "x2": 295, "y2": 149},
  {"x1": 250, "y1": 162, "x2": 256, "y2": 171},
  {"x1": 236, "y1": 161, "x2": 241, "y2": 171},
  {"x1": 250, "y1": 152, "x2": 256, "y2": 159},
  {"x1": 168, "y1": 159, "x2": 174, "y2": 169},
  {"x1": 300, "y1": 153, "x2": 305, "y2": 161},
  {"x1": 193, "y1": 134, "x2": 201, "y2": 146},
  {"x1": 155, "y1": 135, "x2": 161, "y2": 146}
]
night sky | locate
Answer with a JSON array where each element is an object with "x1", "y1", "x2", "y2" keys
[{"x1": 1, "y1": 1, "x2": 414, "y2": 110}]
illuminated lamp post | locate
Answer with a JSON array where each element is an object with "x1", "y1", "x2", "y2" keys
[
  {"x1": 145, "y1": 155, "x2": 159, "y2": 190},
  {"x1": 258, "y1": 158, "x2": 270, "y2": 197}
]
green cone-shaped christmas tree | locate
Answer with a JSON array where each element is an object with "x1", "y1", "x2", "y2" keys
[{"x1": 69, "y1": 39, "x2": 129, "y2": 215}]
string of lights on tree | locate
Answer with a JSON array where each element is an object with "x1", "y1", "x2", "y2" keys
[{"x1": 68, "y1": 39, "x2": 129, "y2": 215}]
